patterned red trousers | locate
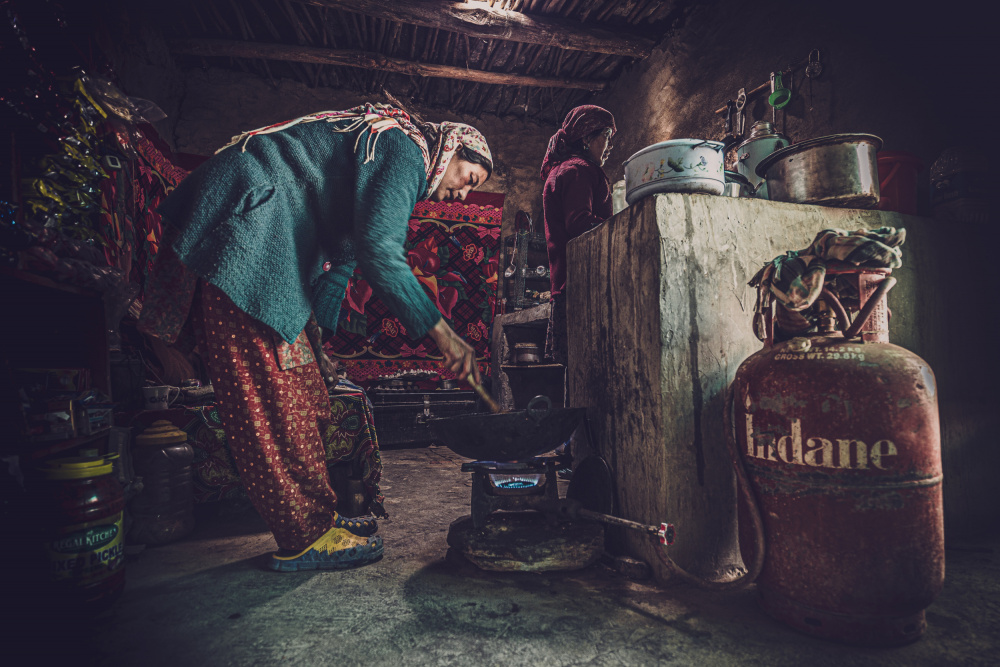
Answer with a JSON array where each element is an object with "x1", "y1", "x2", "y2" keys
[{"x1": 195, "y1": 283, "x2": 338, "y2": 551}]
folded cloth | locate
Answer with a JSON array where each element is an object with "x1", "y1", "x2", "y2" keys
[
  {"x1": 333, "y1": 376, "x2": 367, "y2": 394},
  {"x1": 810, "y1": 226, "x2": 905, "y2": 266},
  {"x1": 269, "y1": 526, "x2": 384, "y2": 572},
  {"x1": 749, "y1": 227, "x2": 906, "y2": 340}
]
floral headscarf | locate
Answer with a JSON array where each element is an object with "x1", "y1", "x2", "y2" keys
[
  {"x1": 540, "y1": 105, "x2": 616, "y2": 180},
  {"x1": 217, "y1": 104, "x2": 492, "y2": 195},
  {"x1": 424, "y1": 121, "x2": 493, "y2": 195}
]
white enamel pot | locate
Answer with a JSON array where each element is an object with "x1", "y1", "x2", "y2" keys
[{"x1": 623, "y1": 139, "x2": 726, "y2": 205}]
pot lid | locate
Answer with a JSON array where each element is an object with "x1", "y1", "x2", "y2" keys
[
  {"x1": 755, "y1": 133, "x2": 884, "y2": 179},
  {"x1": 748, "y1": 120, "x2": 778, "y2": 138},
  {"x1": 624, "y1": 138, "x2": 725, "y2": 166},
  {"x1": 135, "y1": 419, "x2": 188, "y2": 446},
  {"x1": 724, "y1": 170, "x2": 751, "y2": 185},
  {"x1": 734, "y1": 121, "x2": 789, "y2": 152},
  {"x1": 40, "y1": 456, "x2": 114, "y2": 479}
]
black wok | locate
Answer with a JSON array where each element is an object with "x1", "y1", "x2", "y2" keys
[{"x1": 428, "y1": 395, "x2": 585, "y2": 462}]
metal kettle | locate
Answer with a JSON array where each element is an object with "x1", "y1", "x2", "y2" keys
[{"x1": 735, "y1": 121, "x2": 790, "y2": 199}]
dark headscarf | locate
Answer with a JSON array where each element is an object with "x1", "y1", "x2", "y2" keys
[{"x1": 540, "y1": 105, "x2": 617, "y2": 180}]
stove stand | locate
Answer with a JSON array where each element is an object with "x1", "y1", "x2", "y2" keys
[{"x1": 462, "y1": 459, "x2": 561, "y2": 529}]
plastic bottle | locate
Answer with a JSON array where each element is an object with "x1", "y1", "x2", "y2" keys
[{"x1": 129, "y1": 420, "x2": 195, "y2": 545}]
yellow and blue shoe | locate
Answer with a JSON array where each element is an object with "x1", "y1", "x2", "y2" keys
[
  {"x1": 269, "y1": 526, "x2": 384, "y2": 572},
  {"x1": 334, "y1": 512, "x2": 378, "y2": 537}
]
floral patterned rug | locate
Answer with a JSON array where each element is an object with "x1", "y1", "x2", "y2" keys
[{"x1": 325, "y1": 191, "x2": 504, "y2": 385}]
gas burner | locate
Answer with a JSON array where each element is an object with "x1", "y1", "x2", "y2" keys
[
  {"x1": 461, "y1": 458, "x2": 560, "y2": 527},
  {"x1": 452, "y1": 453, "x2": 677, "y2": 573},
  {"x1": 489, "y1": 474, "x2": 544, "y2": 492}
]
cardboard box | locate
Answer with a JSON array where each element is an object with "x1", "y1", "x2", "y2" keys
[
  {"x1": 77, "y1": 406, "x2": 113, "y2": 435},
  {"x1": 26, "y1": 399, "x2": 76, "y2": 441}
]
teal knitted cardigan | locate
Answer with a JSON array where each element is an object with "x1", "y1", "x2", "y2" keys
[{"x1": 158, "y1": 122, "x2": 442, "y2": 344}]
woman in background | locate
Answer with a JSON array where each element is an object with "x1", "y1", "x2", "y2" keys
[
  {"x1": 139, "y1": 103, "x2": 492, "y2": 571},
  {"x1": 539, "y1": 105, "x2": 615, "y2": 475},
  {"x1": 540, "y1": 105, "x2": 616, "y2": 367}
]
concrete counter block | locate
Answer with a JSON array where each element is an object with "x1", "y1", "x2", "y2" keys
[{"x1": 566, "y1": 192, "x2": 999, "y2": 584}]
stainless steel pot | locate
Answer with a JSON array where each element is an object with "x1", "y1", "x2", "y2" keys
[
  {"x1": 756, "y1": 133, "x2": 884, "y2": 208},
  {"x1": 724, "y1": 171, "x2": 753, "y2": 197},
  {"x1": 624, "y1": 139, "x2": 726, "y2": 205}
]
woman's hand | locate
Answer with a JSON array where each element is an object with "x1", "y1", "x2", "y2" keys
[{"x1": 428, "y1": 318, "x2": 481, "y2": 384}]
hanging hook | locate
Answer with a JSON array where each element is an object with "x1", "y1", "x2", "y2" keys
[{"x1": 806, "y1": 49, "x2": 823, "y2": 78}]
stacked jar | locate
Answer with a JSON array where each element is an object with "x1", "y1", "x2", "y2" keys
[
  {"x1": 129, "y1": 420, "x2": 195, "y2": 545},
  {"x1": 33, "y1": 455, "x2": 126, "y2": 610}
]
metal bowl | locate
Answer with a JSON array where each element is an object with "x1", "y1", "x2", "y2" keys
[{"x1": 756, "y1": 133, "x2": 883, "y2": 209}]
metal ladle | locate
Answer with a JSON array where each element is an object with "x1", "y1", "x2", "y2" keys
[{"x1": 504, "y1": 245, "x2": 517, "y2": 279}]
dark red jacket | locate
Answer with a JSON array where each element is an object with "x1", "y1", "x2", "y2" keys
[{"x1": 542, "y1": 156, "x2": 612, "y2": 297}]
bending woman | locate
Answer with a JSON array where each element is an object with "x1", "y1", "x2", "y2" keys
[{"x1": 138, "y1": 104, "x2": 492, "y2": 571}]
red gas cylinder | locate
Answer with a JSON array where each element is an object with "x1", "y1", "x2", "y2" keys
[{"x1": 732, "y1": 269, "x2": 944, "y2": 646}]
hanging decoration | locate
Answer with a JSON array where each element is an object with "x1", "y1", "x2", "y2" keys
[{"x1": 1, "y1": 0, "x2": 183, "y2": 294}]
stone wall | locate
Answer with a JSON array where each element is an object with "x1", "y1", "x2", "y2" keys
[
  {"x1": 591, "y1": 0, "x2": 995, "y2": 213},
  {"x1": 107, "y1": 14, "x2": 555, "y2": 240},
  {"x1": 578, "y1": 1, "x2": 999, "y2": 539},
  {"x1": 569, "y1": 194, "x2": 998, "y2": 581},
  {"x1": 161, "y1": 69, "x2": 553, "y2": 238},
  {"x1": 107, "y1": 2, "x2": 998, "y2": 537}
]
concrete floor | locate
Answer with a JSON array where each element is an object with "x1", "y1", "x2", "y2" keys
[{"x1": 16, "y1": 445, "x2": 1000, "y2": 666}]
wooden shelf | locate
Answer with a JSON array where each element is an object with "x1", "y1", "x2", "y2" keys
[
  {"x1": 503, "y1": 321, "x2": 548, "y2": 330},
  {"x1": 1, "y1": 266, "x2": 114, "y2": 462},
  {"x1": 503, "y1": 233, "x2": 546, "y2": 248},
  {"x1": 504, "y1": 275, "x2": 549, "y2": 282},
  {"x1": 1, "y1": 266, "x2": 110, "y2": 394},
  {"x1": 501, "y1": 363, "x2": 564, "y2": 371},
  {"x1": 0, "y1": 265, "x2": 100, "y2": 298},
  {"x1": 500, "y1": 231, "x2": 550, "y2": 314},
  {"x1": 20, "y1": 430, "x2": 111, "y2": 461}
]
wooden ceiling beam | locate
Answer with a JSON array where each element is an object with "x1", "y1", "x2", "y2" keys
[
  {"x1": 169, "y1": 38, "x2": 608, "y2": 90},
  {"x1": 295, "y1": 0, "x2": 653, "y2": 58}
]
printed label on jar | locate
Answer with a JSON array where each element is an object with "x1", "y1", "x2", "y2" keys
[{"x1": 45, "y1": 512, "x2": 124, "y2": 583}]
